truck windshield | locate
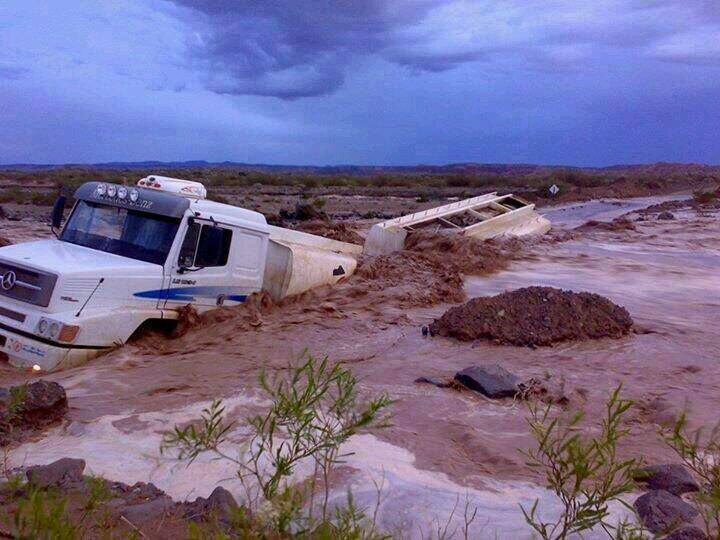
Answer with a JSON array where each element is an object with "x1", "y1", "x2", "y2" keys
[{"x1": 60, "y1": 201, "x2": 180, "y2": 265}]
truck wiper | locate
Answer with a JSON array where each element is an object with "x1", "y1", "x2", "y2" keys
[{"x1": 76, "y1": 277, "x2": 105, "y2": 317}]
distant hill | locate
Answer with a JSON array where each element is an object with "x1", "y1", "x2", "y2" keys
[{"x1": 0, "y1": 160, "x2": 718, "y2": 176}]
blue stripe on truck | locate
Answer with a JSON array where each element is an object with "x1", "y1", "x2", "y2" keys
[{"x1": 134, "y1": 287, "x2": 248, "y2": 302}]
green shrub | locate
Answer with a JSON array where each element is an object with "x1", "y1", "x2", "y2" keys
[
  {"x1": 162, "y1": 353, "x2": 393, "y2": 537},
  {"x1": 660, "y1": 413, "x2": 720, "y2": 537},
  {"x1": 520, "y1": 386, "x2": 642, "y2": 539},
  {"x1": 0, "y1": 187, "x2": 26, "y2": 204},
  {"x1": 13, "y1": 488, "x2": 78, "y2": 540}
]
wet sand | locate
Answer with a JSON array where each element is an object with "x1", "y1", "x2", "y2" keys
[{"x1": 2, "y1": 195, "x2": 719, "y2": 537}]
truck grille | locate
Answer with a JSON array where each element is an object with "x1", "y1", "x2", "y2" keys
[{"x1": 0, "y1": 260, "x2": 57, "y2": 307}]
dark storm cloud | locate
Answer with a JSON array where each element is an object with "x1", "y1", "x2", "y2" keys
[
  {"x1": 169, "y1": 0, "x2": 720, "y2": 99},
  {"x1": 171, "y1": 0, "x2": 440, "y2": 97},
  {"x1": 3, "y1": 0, "x2": 720, "y2": 165}
]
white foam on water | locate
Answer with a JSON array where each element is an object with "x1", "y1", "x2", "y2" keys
[
  {"x1": 9, "y1": 394, "x2": 268, "y2": 500},
  {"x1": 10, "y1": 399, "x2": 632, "y2": 538},
  {"x1": 339, "y1": 434, "x2": 562, "y2": 538}
]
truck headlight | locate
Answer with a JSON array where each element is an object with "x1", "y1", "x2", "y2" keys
[{"x1": 36, "y1": 317, "x2": 80, "y2": 343}]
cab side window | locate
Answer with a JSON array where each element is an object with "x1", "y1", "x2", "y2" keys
[
  {"x1": 177, "y1": 223, "x2": 232, "y2": 268},
  {"x1": 196, "y1": 226, "x2": 232, "y2": 267},
  {"x1": 178, "y1": 222, "x2": 200, "y2": 267}
]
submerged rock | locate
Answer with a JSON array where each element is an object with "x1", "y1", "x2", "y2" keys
[
  {"x1": 634, "y1": 490, "x2": 699, "y2": 534},
  {"x1": 414, "y1": 376, "x2": 450, "y2": 388},
  {"x1": 658, "y1": 211, "x2": 676, "y2": 220},
  {"x1": 633, "y1": 464, "x2": 700, "y2": 496},
  {"x1": 454, "y1": 364, "x2": 521, "y2": 399},
  {"x1": 641, "y1": 396, "x2": 680, "y2": 427}
]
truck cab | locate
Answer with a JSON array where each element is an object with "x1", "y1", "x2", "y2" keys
[{"x1": 0, "y1": 176, "x2": 276, "y2": 372}]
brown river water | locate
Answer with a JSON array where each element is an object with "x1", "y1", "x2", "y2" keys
[{"x1": 2, "y1": 195, "x2": 719, "y2": 537}]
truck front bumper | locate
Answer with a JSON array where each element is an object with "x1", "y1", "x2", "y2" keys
[{"x1": 0, "y1": 324, "x2": 107, "y2": 372}]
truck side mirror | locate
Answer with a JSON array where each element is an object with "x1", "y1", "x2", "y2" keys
[{"x1": 51, "y1": 196, "x2": 66, "y2": 229}]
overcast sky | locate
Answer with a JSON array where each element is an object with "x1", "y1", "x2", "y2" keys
[{"x1": 1, "y1": 0, "x2": 719, "y2": 166}]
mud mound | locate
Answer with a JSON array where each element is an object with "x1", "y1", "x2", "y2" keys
[
  {"x1": 429, "y1": 286, "x2": 633, "y2": 347},
  {"x1": 638, "y1": 200, "x2": 689, "y2": 216},
  {"x1": 576, "y1": 217, "x2": 636, "y2": 232},
  {"x1": 352, "y1": 232, "x2": 522, "y2": 308}
]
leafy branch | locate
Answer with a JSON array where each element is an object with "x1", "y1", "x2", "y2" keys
[{"x1": 520, "y1": 386, "x2": 642, "y2": 539}]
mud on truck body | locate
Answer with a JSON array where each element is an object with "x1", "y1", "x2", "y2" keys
[{"x1": 0, "y1": 177, "x2": 361, "y2": 372}]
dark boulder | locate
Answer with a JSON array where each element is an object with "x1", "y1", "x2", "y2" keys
[
  {"x1": 183, "y1": 486, "x2": 240, "y2": 523},
  {"x1": 658, "y1": 211, "x2": 676, "y2": 220},
  {"x1": 129, "y1": 481, "x2": 166, "y2": 502},
  {"x1": 2, "y1": 381, "x2": 68, "y2": 444},
  {"x1": 454, "y1": 364, "x2": 521, "y2": 399},
  {"x1": 665, "y1": 525, "x2": 707, "y2": 539},
  {"x1": 634, "y1": 490, "x2": 699, "y2": 534},
  {"x1": 26, "y1": 457, "x2": 86, "y2": 488},
  {"x1": 121, "y1": 498, "x2": 174, "y2": 525},
  {"x1": 633, "y1": 464, "x2": 700, "y2": 496},
  {"x1": 13, "y1": 380, "x2": 68, "y2": 426},
  {"x1": 207, "y1": 486, "x2": 240, "y2": 520}
]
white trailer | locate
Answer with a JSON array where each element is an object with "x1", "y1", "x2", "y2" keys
[
  {"x1": 363, "y1": 193, "x2": 550, "y2": 255},
  {"x1": 0, "y1": 176, "x2": 360, "y2": 371}
]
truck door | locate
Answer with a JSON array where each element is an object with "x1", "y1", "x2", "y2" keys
[{"x1": 163, "y1": 219, "x2": 236, "y2": 309}]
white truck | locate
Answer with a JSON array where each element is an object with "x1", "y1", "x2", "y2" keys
[{"x1": 0, "y1": 176, "x2": 361, "y2": 371}]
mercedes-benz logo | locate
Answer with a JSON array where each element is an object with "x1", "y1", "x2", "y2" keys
[{"x1": 1, "y1": 271, "x2": 17, "y2": 291}]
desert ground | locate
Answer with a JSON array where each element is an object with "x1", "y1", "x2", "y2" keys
[{"x1": 0, "y1": 168, "x2": 719, "y2": 538}]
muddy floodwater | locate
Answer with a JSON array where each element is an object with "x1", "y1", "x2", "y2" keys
[{"x1": 3, "y1": 195, "x2": 719, "y2": 538}]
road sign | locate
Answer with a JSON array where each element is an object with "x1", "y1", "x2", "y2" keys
[{"x1": 549, "y1": 184, "x2": 560, "y2": 196}]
